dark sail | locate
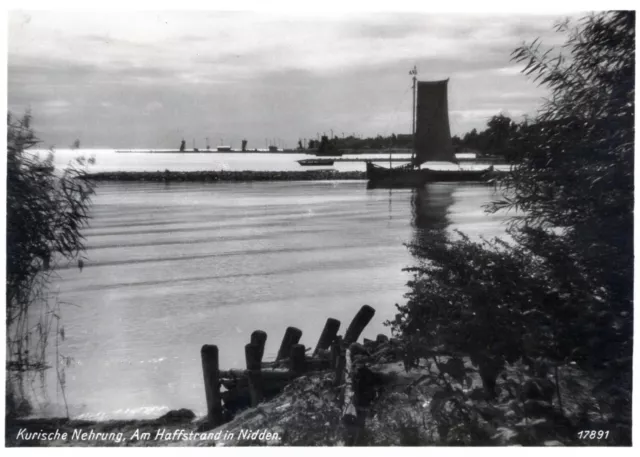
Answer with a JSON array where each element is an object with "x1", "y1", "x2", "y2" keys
[{"x1": 413, "y1": 79, "x2": 456, "y2": 165}]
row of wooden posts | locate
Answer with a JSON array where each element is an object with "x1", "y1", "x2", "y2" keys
[{"x1": 200, "y1": 305, "x2": 377, "y2": 427}]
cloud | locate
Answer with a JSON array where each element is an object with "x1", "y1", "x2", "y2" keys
[
  {"x1": 143, "y1": 101, "x2": 163, "y2": 115},
  {"x1": 7, "y1": 10, "x2": 580, "y2": 148},
  {"x1": 42, "y1": 99, "x2": 71, "y2": 113},
  {"x1": 492, "y1": 66, "x2": 527, "y2": 76}
]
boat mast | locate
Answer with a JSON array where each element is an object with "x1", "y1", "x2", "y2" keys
[{"x1": 410, "y1": 65, "x2": 417, "y2": 167}]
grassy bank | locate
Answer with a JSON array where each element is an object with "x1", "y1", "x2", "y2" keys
[
  {"x1": 83, "y1": 170, "x2": 366, "y2": 182},
  {"x1": 5, "y1": 359, "x2": 619, "y2": 447},
  {"x1": 6, "y1": 331, "x2": 624, "y2": 448}
]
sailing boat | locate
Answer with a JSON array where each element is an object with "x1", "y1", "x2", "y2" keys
[{"x1": 366, "y1": 73, "x2": 494, "y2": 188}]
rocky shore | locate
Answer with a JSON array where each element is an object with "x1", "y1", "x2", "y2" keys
[{"x1": 83, "y1": 170, "x2": 366, "y2": 182}]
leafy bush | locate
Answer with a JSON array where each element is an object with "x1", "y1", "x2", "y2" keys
[
  {"x1": 389, "y1": 11, "x2": 634, "y2": 445},
  {"x1": 493, "y1": 10, "x2": 634, "y2": 387}
]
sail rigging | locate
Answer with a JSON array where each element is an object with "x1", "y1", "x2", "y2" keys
[{"x1": 413, "y1": 79, "x2": 457, "y2": 166}]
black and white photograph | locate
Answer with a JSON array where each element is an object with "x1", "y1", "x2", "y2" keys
[{"x1": 3, "y1": 3, "x2": 635, "y2": 448}]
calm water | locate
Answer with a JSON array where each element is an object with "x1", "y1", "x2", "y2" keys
[{"x1": 24, "y1": 150, "x2": 509, "y2": 420}]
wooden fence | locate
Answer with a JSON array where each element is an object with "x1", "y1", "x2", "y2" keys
[{"x1": 200, "y1": 304, "x2": 384, "y2": 436}]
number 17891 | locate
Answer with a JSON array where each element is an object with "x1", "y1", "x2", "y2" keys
[{"x1": 577, "y1": 430, "x2": 609, "y2": 439}]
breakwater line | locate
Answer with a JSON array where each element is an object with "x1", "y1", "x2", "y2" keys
[{"x1": 83, "y1": 170, "x2": 366, "y2": 182}]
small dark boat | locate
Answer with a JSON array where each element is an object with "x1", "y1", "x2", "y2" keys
[{"x1": 298, "y1": 159, "x2": 335, "y2": 166}]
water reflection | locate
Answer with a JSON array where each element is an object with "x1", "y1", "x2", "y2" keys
[{"x1": 410, "y1": 184, "x2": 456, "y2": 251}]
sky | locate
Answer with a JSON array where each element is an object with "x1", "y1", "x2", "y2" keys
[{"x1": 7, "y1": 10, "x2": 582, "y2": 149}]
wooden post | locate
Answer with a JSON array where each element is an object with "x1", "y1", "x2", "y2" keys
[
  {"x1": 201, "y1": 344, "x2": 222, "y2": 426},
  {"x1": 250, "y1": 330, "x2": 267, "y2": 361},
  {"x1": 342, "y1": 343, "x2": 358, "y2": 425},
  {"x1": 313, "y1": 318, "x2": 341, "y2": 356},
  {"x1": 331, "y1": 335, "x2": 343, "y2": 369},
  {"x1": 344, "y1": 305, "x2": 376, "y2": 345},
  {"x1": 276, "y1": 327, "x2": 302, "y2": 361},
  {"x1": 245, "y1": 343, "x2": 264, "y2": 406},
  {"x1": 290, "y1": 344, "x2": 307, "y2": 375},
  {"x1": 245, "y1": 343, "x2": 263, "y2": 370},
  {"x1": 333, "y1": 343, "x2": 346, "y2": 387},
  {"x1": 331, "y1": 341, "x2": 339, "y2": 370},
  {"x1": 220, "y1": 368, "x2": 291, "y2": 383},
  {"x1": 221, "y1": 372, "x2": 292, "y2": 391}
]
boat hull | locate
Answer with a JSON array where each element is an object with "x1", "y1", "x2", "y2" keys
[
  {"x1": 366, "y1": 161, "x2": 496, "y2": 188},
  {"x1": 298, "y1": 159, "x2": 335, "y2": 166}
]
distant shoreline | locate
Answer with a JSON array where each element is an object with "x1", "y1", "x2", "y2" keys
[
  {"x1": 83, "y1": 170, "x2": 367, "y2": 182},
  {"x1": 113, "y1": 149, "x2": 413, "y2": 155}
]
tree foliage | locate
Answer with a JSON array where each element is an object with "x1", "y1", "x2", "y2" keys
[
  {"x1": 453, "y1": 115, "x2": 520, "y2": 158},
  {"x1": 389, "y1": 11, "x2": 634, "y2": 444},
  {"x1": 491, "y1": 11, "x2": 634, "y2": 373}
]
